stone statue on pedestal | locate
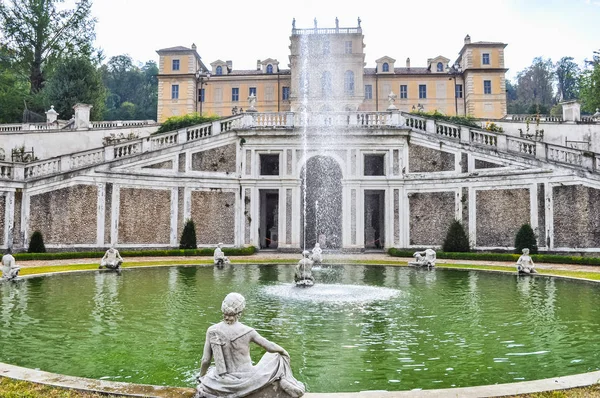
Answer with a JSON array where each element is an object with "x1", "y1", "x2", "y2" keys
[
  {"x1": 295, "y1": 251, "x2": 314, "y2": 287},
  {"x1": 310, "y1": 243, "x2": 323, "y2": 264},
  {"x1": 516, "y1": 248, "x2": 536, "y2": 274},
  {"x1": 410, "y1": 248, "x2": 436, "y2": 268},
  {"x1": 100, "y1": 246, "x2": 123, "y2": 271},
  {"x1": 1, "y1": 249, "x2": 21, "y2": 281},
  {"x1": 247, "y1": 94, "x2": 257, "y2": 112},
  {"x1": 387, "y1": 91, "x2": 397, "y2": 110},
  {"x1": 195, "y1": 293, "x2": 305, "y2": 398},
  {"x1": 214, "y1": 243, "x2": 230, "y2": 267}
]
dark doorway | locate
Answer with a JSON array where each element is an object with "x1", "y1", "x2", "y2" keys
[
  {"x1": 300, "y1": 156, "x2": 343, "y2": 250},
  {"x1": 364, "y1": 190, "x2": 385, "y2": 249},
  {"x1": 259, "y1": 189, "x2": 279, "y2": 249}
]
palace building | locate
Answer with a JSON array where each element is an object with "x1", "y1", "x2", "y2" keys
[{"x1": 156, "y1": 22, "x2": 508, "y2": 122}]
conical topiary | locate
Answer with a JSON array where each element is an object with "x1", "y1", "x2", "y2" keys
[
  {"x1": 514, "y1": 224, "x2": 538, "y2": 254},
  {"x1": 28, "y1": 230, "x2": 46, "y2": 253},
  {"x1": 442, "y1": 220, "x2": 470, "y2": 252},
  {"x1": 179, "y1": 219, "x2": 197, "y2": 249}
]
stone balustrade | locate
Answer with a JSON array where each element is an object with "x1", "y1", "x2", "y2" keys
[
  {"x1": 471, "y1": 130, "x2": 498, "y2": 147},
  {"x1": 253, "y1": 112, "x2": 290, "y2": 127},
  {"x1": 113, "y1": 142, "x2": 142, "y2": 159},
  {"x1": 436, "y1": 122, "x2": 461, "y2": 139},
  {"x1": 405, "y1": 115, "x2": 428, "y2": 132},
  {"x1": 151, "y1": 133, "x2": 178, "y2": 150},
  {"x1": 0, "y1": 162, "x2": 13, "y2": 179},
  {"x1": 24, "y1": 158, "x2": 61, "y2": 179},
  {"x1": 547, "y1": 144, "x2": 584, "y2": 166},
  {"x1": 187, "y1": 124, "x2": 212, "y2": 141},
  {"x1": 507, "y1": 115, "x2": 564, "y2": 123},
  {"x1": 506, "y1": 136, "x2": 537, "y2": 157},
  {"x1": 0, "y1": 124, "x2": 23, "y2": 132},
  {"x1": 70, "y1": 149, "x2": 105, "y2": 169}
]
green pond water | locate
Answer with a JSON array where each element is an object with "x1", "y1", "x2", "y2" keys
[{"x1": 1, "y1": 264, "x2": 600, "y2": 393}]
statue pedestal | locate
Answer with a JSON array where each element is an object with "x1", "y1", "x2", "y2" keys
[{"x1": 246, "y1": 382, "x2": 299, "y2": 398}]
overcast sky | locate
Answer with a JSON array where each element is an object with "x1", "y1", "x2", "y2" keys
[{"x1": 91, "y1": 0, "x2": 599, "y2": 80}]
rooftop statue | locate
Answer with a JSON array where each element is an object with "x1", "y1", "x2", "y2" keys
[
  {"x1": 516, "y1": 248, "x2": 536, "y2": 274},
  {"x1": 310, "y1": 243, "x2": 323, "y2": 264},
  {"x1": 214, "y1": 243, "x2": 230, "y2": 267},
  {"x1": 295, "y1": 251, "x2": 314, "y2": 287},
  {"x1": 100, "y1": 246, "x2": 123, "y2": 271},
  {"x1": 410, "y1": 248, "x2": 436, "y2": 268},
  {"x1": 1, "y1": 249, "x2": 21, "y2": 281},
  {"x1": 196, "y1": 293, "x2": 305, "y2": 398}
]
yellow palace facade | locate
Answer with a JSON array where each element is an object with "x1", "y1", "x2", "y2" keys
[{"x1": 156, "y1": 22, "x2": 507, "y2": 122}]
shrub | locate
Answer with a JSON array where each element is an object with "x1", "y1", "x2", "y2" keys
[
  {"x1": 514, "y1": 224, "x2": 538, "y2": 254},
  {"x1": 442, "y1": 220, "x2": 470, "y2": 252},
  {"x1": 410, "y1": 110, "x2": 479, "y2": 128},
  {"x1": 155, "y1": 113, "x2": 220, "y2": 134},
  {"x1": 179, "y1": 219, "x2": 197, "y2": 249},
  {"x1": 28, "y1": 231, "x2": 46, "y2": 253}
]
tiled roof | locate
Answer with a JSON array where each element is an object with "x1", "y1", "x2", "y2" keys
[
  {"x1": 157, "y1": 46, "x2": 192, "y2": 52},
  {"x1": 215, "y1": 69, "x2": 291, "y2": 76},
  {"x1": 471, "y1": 41, "x2": 505, "y2": 45}
]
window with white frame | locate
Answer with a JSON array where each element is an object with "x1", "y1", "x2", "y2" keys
[
  {"x1": 282, "y1": 86, "x2": 290, "y2": 100},
  {"x1": 364, "y1": 154, "x2": 385, "y2": 176},
  {"x1": 249, "y1": 87, "x2": 256, "y2": 97},
  {"x1": 266, "y1": 64, "x2": 274, "y2": 74},
  {"x1": 400, "y1": 85, "x2": 407, "y2": 99},
  {"x1": 382, "y1": 62, "x2": 389, "y2": 72},
  {"x1": 436, "y1": 62, "x2": 444, "y2": 72},
  {"x1": 345, "y1": 41, "x2": 352, "y2": 54},
  {"x1": 216, "y1": 65, "x2": 223, "y2": 75},
  {"x1": 232, "y1": 87, "x2": 239, "y2": 101},
  {"x1": 344, "y1": 70, "x2": 354, "y2": 94},
  {"x1": 364, "y1": 85, "x2": 373, "y2": 99},
  {"x1": 419, "y1": 84, "x2": 427, "y2": 99},
  {"x1": 321, "y1": 71, "x2": 332, "y2": 97},
  {"x1": 482, "y1": 53, "x2": 490, "y2": 65},
  {"x1": 260, "y1": 154, "x2": 279, "y2": 175},
  {"x1": 172, "y1": 59, "x2": 180, "y2": 71},
  {"x1": 484, "y1": 80, "x2": 492, "y2": 94},
  {"x1": 171, "y1": 84, "x2": 179, "y2": 99},
  {"x1": 455, "y1": 84, "x2": 463, "y2": 98}
]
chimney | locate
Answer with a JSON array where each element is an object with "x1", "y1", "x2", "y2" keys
[
  {"x1": 191, "y1": 43, "x2": 197, "y2": 51},
  {"x1": 257, "y1": 59, "x2": 261, "y2": 71},
  {"x1": 226, "y1": 60, "x2": 232, "y2": 72},
  {"x1": 73, "y1": 103, "x2": 93, "y2": 130},
  {"x1": 562, "y1": 100, "x2": 581, "y2": 122},
  {"x1": 464, "y1": 34, "x2": 471, "y2": 44},
  {"x1": 45, "y1": 105, "x2": 58, "y2": 124},
  {"x1": 406, "y1": 58, "x2": 410, "y2": 68}
]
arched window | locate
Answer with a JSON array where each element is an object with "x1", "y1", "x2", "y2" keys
[
  {"x1": 344, "y1": 70, "x2": 355, "y2": 94},
  {"x1": 321, "y1": 71, "x2": 332, "y2": 97},
  {"x1": 266, "y1": 64, "x2": 273, "y2": 74},
  {"x1": 437, "y1": 62, "x2": 444, "y2": 72},
  {"x1": 382, "y1": 62, "x2": 389, "y2": 72},
  {"x1": 216, "y1": 65, "x2": 223, "y2": 75}
]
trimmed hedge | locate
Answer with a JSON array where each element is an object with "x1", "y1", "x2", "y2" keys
[
  {"x1": 14, "y1": 246, "x2": 256, "y2": 261},
  {"x1": 388, "y1": 248, "x2": 600, "y2": 266}
]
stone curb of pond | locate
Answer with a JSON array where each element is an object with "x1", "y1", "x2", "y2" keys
[
  {"x1": 3, "y1": 265, "x2": 600, "y2": 397},
  {"x1": 1, "y1": 362, "x2": 600, "y2": 398}
]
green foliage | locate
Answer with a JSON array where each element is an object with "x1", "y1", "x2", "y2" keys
[
  {"x1": 484, "y1": 121, "x2": 504, "y2": 132},
  {"x1": 14, "y1": 246, "x2": 256, "y2": 261},
  {"x1": 28, "y1": 231, "x2": 46, "y2": 253},
  {"x1": 179, "y1": 219, "x2": 197, "y2": 249},
  {"x1": 514, "y1": 224, "x2": 538, "y2": 254},
  {"x1": 101, "y1": 55, "x2": 158, "y2": 121},
  {"x1": 0, "y1": 44, "x2": 31, "y2": 123},
  {"x1": 579, "y1": 52, "x2": 600, "y2": 114},
  {"x1": 555, "y1": 56, "x2": 580, "y2": 102},
  {"x1": 442, "y1": 220, "x2": 470, "y2": 253},
  {"x1": 156, "y1": 113, "x2": 220, "y2": 134},
  {"x1": 516, "y1": 57, "x2": 555, "y2": 111},
  {"x1": 410, "y1": 110, "x2": 478, "y2": 128},
  {"x1": 0, "y1": 0, "x2": 97, "y2": 94},
  {"x1": 43, "y1": 57, "x2": 106, "y2": 120}
]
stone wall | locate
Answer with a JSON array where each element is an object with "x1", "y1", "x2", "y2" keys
[
  {"x1": 118, "y1": 188, "x2": 171, "y2": 245},
  {"x1": 553, "y1": 185, "x2": 600, "y2": 248},
  {"x1": 191, "y1": 143, "x2": 236, "y2": 173},
  {"x1": 409, "y1": 191, "x2": 455, "y2": 246},
  {"x1": 29, "y1": 185, "x2": 97, "y2": 245},
  {"x1": 191, "y1": 190, "x2": 236, "y2": 245},
  {"x1": 476, "y1": 188, "x2": 530, "y2": 247},
  {"x1": 409, "y1": 145, "x2": 455, "y2": 173},
  {"x1": 142, "y1": 160, "x2": 173, "y2": 169},
  {"x1": 474, "y1": 159, "x2": 503, "y2": 169},
  {"x1": 0, "y1": 195, "x2": 5, "y2": 246}
]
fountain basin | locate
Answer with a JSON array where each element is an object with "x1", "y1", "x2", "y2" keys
[{"x1": 1, "y1": 264, "x2": 600, "y2": 394}]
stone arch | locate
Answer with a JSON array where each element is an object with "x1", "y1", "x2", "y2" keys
[{"x1": 300, "y1": 155, "x2": 343, "y2": 250}]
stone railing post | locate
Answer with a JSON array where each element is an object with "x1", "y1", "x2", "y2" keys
[
  {"x1": 496, "y1": 134, "x2": 508, "y2": 151},
  {"x1": 60, "y1": 154, "x2": 71, "y2": 172},
  {"x1": 460, "y1": 128, "x2": 471, "y2": 144},
  {"x1": 425, "y1": 119, "x2": 436, "y2": 134},
  {"x1": 141, "y1": 137, "x2": 152, "y2": 152},
  {"x1": 178, "y1": 128, "x2": 188, "y2": 143},
  {"x1": 536, "y1": 142, "x2": 547, "y2": 161},
  {"x1": 12, "y1": 164, "x2": 24, "y2": 180},
  {"x1": 389, "y1": 110, "x2": 403, "y2": 126},
  {"x1": 285, "y1": 112, "x2": 294, "y2": 127},
  {"x1": 104, "y1": 145, "x2": 115, "y2": 162},
  {"x1": 212, "y1": 120, "x2": 222, "y2": 135},
  {"x1": 582, "y1": 153, "x2": 594, "y2": 170}
]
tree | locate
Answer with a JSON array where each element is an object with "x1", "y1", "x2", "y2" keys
[
  {"x1": 0, "y1": 0, "x2": 96, "y2": 94},
  {"x1": 555, "y1": 57, "x2": 580, "y2": 102},
  {"x1": 28, "y1": 231, "x2": 46, "y2": 253},
  {"x1": 180, "y1": 219, "x2": 197, "y2": 249},
  {"x1": 442, "y1": 220, "x2": 470, "y2": 252},
  {"x1": 0, "y1": 44, "x2": 30, "y2": 122},
  {"x1": 515, "y1": 57, "x2": 555, "y2": 113},
  {"x1": 580, "y1": 50, "x2": 600, "y2": 114},
  {"x1": 514, "y1": 224, "x2": 538, "y2": 254},
  {"x1": 43, "y1": 57, "x2": 106, "y2": 120}
]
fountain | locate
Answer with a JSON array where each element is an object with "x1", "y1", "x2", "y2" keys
[
  {"x1": 1, "y1": 249, "x2": 20, "y2": 281},
  {"x1": 294, "y1": 250, "x2": 314, "y2": 287}
]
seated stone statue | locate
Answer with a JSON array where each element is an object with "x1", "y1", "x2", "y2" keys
[
  {"x1": 1, "y1": 249, "x2": 21, "y2": 281},
  {"x1": 294, "y1": 251, "x2": 314, "y2": 287},
  {"x1": 214, "y1": 243, "x2": 230, "y2": 267},
  {"x1": 310, "y1": 242, "x2": 323, "y2": 264},
  {"x1": 410, "y1": 248, "x2": 436, "y2": 267},
  {"x1": 100, "y1": 246, "x2": 123, "y2": 270},
  {"x1": 196, "y1": 293, "x2": 305, "y2": 398},
  {"x1": 516, "y1": 248, "x2": 536, "y2": 274}
]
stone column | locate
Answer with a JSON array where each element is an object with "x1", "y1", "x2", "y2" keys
[
  {"x1": 3, "y1": 192, "x2": 15, "y2": 249},
  {"x1": 357, "y1": 188, "x2": 365, "y2": 248},
  {"x1": 21, "y1": 193, "x2": 30, "y2": 249},
  {"x1": 468, "y1": 186, "x2": 477, "y2": 248},
  {"x1": 96, "y1": 183, "x2": 105, "y2": 246},
  {"x1": 170, "y1": 188, "x2": 179, "y2": 246},
  {"x1": 544, "y1": 182, "x2": 554, "y2": 250},
  {"x1": 110, "y1": 185, "x2": 120, "y2": 245},
  {"x1": 529, "y1": 182, "x2": 539, "y2": 239}
]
